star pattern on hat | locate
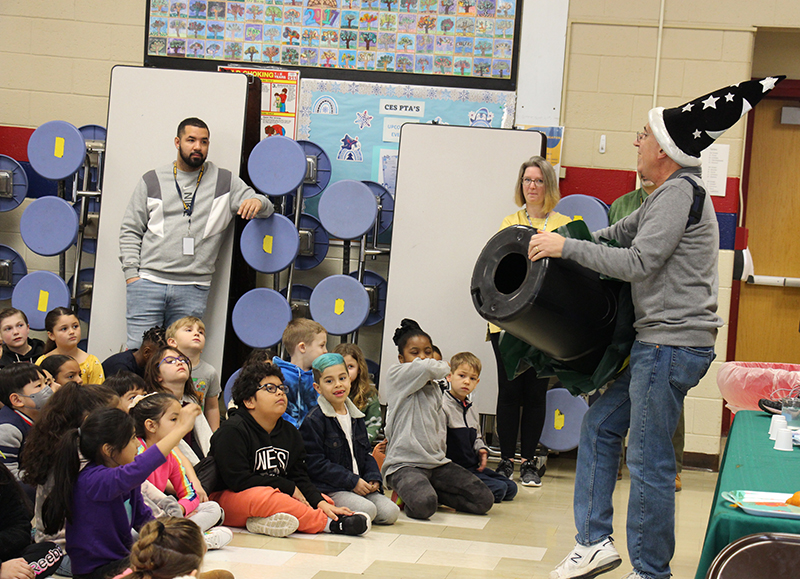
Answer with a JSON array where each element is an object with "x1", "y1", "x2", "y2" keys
[
  {"x1": 654, "y1": 75, "x2": 785, "y2": 165},
  {"x1": 760, "y1": 77, "x2": 779, "y2": 92},
  {"x1": 702, "y1": 95, "x2": 719, "y2": 109}
]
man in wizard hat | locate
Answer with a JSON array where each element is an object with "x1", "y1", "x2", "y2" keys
[{"x1": 529, "y1": 76, "x2": 784, "y2": 579}]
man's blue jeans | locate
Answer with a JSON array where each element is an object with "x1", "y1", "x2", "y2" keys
[
  {"x1": 125, "y1": 278, "x2": 210, "y2": 348},
  {"x1": 573, "y1": 341, "x2": 714, "y2": 579}
]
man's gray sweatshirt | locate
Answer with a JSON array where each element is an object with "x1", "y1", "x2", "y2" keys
[
  {"x1": 562, "y1": 167, "x2": 722, "y2": 347},
  {"x1": 119, "y1": 161, "x2": 273, "y2": 284},
  {"x1": 382, "y1": 358, "x2": 451, "y2": 482}
]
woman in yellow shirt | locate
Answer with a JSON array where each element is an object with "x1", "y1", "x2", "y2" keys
[{"x1": 490, "y1": 156, "x2": 570, "y2": 488}]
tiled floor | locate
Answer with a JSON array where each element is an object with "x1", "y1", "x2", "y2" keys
[{"x1": 203, "y1": 456, "x2": 718, "y2": 579}]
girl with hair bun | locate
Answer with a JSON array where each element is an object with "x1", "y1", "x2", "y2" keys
[
  {"x1": 381, "y1": 319, "x2": 494, "y2": 521},
  {"x1": 113, "y1": 517, "x2": 232, "y2": 579}
]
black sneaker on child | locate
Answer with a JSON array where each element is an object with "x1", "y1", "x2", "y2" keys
[
  {"x1": 758, "y1": 398, "x2": 783, "y2": 415},
  {"x1": 496, "y1": 458, "x2": 514, "y2": 479},
  {"x1": 329, "y1": 512, "x2": 371, "y2": 535},
  {"x1": 520, "y1": 459, "x2": 542, "y2": 487}
]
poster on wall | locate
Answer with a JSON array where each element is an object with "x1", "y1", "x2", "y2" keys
[
  {"x1": 297, "y1": 78, "x2": 515, "y2": 196},
  {"x1": 219, "y1": 65, "x2": 301, "y2": 138},
  {"x1": 145, "y1": 0, "x2": 520, "y2": 83},
  {"x1": 517, "y1": 125, "x2": 564, "y2": 173}
]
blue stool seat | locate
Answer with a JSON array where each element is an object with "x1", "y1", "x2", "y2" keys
[
  {"x1": 317, "y1": 180, "x2": 378, "y2": 240},
  {"x1": 21, "y1": 197, "x2": 80, "y2": 256},
  {"x1": 554, "y1": 194, "x2": 609, "y2": 232},
  {"x1": 247, "y1": 136, "x2": 307, "y2": 197},
  {"x1": 309, "y1": 275, "x2": 370, "y2": 336},
  {"x1": 12, "y1": 271, "x2": 71, "y2": 331},
  {"x1": 240, "y1": 213, "x2": 300, "y2": 273},
  {"x1": 0, "y1": 244, "x2": 27, "y2": 301},
  {"x1": 27, "y1": 121, "x2": 86, "y2": 181},
  {"x1": 0, "y1": 155, "x2": 28, "y2": 212},
  {"x1": 231, "y1": 288, "x2": 292, "y2": 348},
  {"x1": 538, "y1": 387, "x2": 589, "y2": 452}
]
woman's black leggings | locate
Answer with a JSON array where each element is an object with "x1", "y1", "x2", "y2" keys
[{"x1": 490, "y1": 333, "x2": 549, "y2": 460}]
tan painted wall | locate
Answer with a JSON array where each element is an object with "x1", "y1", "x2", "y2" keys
[{"x1": 561, "y1": 0, "x2": 800, "y2": 175}]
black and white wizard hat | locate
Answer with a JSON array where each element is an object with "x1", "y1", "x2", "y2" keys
[{"x1": 648, "y1": 75, "x2": 785, "y2": 167}]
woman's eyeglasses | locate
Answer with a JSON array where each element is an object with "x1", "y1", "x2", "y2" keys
[
  {"x1": 160, "y1": 355, "x2": 189, "y2": 366},
  {"x1": 522, "y1": 178, "x2": 544, "y2": 187},
  {"x1": 257, "y1": 383, "x2": 288, "y2": 394}
]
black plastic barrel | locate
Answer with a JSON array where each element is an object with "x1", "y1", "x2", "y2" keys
[{"x1": 470, "y1": 225, "x2": 620, "y2": 375}]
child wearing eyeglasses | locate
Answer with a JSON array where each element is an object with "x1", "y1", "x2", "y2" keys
[
  {"x1": 209, "y1": 361, "x2": 371, "y2": 537},
  {"x1": 143, "y1": 345, "x2": 214, "y2": 467}
]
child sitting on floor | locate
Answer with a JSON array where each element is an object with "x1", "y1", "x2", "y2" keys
[
  {"x1": 382, "y1": 319, "x2": 494, "y2": 520},
  {"x1": 300, "y1": 353, "x2": 398, "y2": 525},
  {"x1": 442, "y1": 352, "x2": 517, "y2": 503},
  {"x1": 209, "y1": 361, "x2": 370, "y2": 537}
]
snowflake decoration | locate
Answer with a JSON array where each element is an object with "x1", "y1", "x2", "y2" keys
[{"x1": 354, "y1": 110, "x2": 373, "y2": 129}]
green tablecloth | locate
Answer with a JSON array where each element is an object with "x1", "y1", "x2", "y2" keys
[{"x1": 694, "y1": 411, "x2": 800, "y2": 579}]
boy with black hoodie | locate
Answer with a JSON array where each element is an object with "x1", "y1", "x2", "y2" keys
[
  {"x1": 0, "y1": 309, "x2": 45, "y2": 368},
  {"x1": 209, "y1": 361, "x2": 370, "y2": 537}
]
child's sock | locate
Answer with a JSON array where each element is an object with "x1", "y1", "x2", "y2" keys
[{"x1": 325, "y1": 512, "x2": 371, "y2": 536}]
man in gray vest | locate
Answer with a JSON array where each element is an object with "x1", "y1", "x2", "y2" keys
[{"x1": 120, "y1": 117, "x2": 273, "y2": 348}]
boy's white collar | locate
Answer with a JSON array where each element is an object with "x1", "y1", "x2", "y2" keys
[{"x1": 317, "y1": 394, "x2": 365, "y2": 419}]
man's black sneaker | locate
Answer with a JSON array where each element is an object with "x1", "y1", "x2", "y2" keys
[
  {"x1": 329, "y1": 513, "x2": 371, "y2": 535},
  {"x1": 758, "y1": 398, "x2": 783, "y2": 415}
]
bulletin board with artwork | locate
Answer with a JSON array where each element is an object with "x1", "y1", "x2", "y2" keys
[
  {"x1": 296, "y1": 78, "x2": 516, "y2": 197},
  {"x1": 144, "y1": 0, "x2": 522, "y2": 90}
]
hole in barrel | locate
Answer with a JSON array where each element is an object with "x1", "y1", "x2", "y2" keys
[{"x1": 494, "y1": 252, "x2": 528, "y2": 295}]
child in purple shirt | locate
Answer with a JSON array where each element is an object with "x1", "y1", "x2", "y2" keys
[{"x1": 41, "y1": 404, "x2": 200, "y2": 579}]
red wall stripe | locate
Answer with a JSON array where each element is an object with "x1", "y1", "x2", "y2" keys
[{"x1": 0, "y1": 126, "x2": 34, "y2": 163}]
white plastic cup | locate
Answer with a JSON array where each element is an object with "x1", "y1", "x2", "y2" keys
[
  {"x1": 774, "y1": 427, "x2": 794, "y2": 452},
  {"x1": 770, "y1": 414, "x2": 785, "y2": 438},
  {"x1": 770, "y1": 416, "x2": 787, "y2": 440}
]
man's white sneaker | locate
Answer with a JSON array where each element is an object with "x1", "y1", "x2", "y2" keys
[
  {"x1": 246, "y1": 513, "x2": 300, "y2": 537},
  {"x1": 549, "y1": 537, "x2": 622, "y2": 579},
  {"x1": 621, "y1": 572, "x2": 647, "y2": 579},
  {"x1": 204, "y1": 526, "x2": 233, "y2": 550}
]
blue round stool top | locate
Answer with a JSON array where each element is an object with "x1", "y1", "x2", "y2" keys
[
  {"x1": 363, "y1": 181, "x2": 394, "y2": 235},
  {"x1": 12, "y1": 271, "x2": 71, "y2": 331},
  {"x1": 67, "y1": 268, "x2": 95, "y2": 323},
  {"x1": 232, "y1": 288, "x2": 292, "y2": 348},
  {"x1": 297, "y1": 140, "x2": 332, "y2": 198},
  {"x1": 78, "y1": 124, "x2": 107, "y2": 142},
  {"x1": 0, "y1": 244, "x2": 27, "y2": 301},
  {"x1": 309, "y1": 275, "x2": 370, "y2": 336},
  {"x1": 247, "y1": 135, "x2": 307, "y2": 197},
  {"x1": 240, "y1": 213, "x2": 300, "y2": 273},
  {"x1": 0, "y1": 155, "x2": 28, "y2": 212},
  {"x1": 223, "y1": 368, "x2": 241, "y2": 408},
  {"x1": 27, "y1": 121, "x2": 86, "y2": 181},
  {"x1": 317, "y1": 180, "x2": 378, "y2": 240},
  {"x1": 348, "y1": 270, "x2": 387, "y2": 326},
  {"x1": 21, "y1": 197, "x2": 79, "y2": 256},
  {"x1": 290, "y1": 214, "x2": 329, "y2": 270},
  {"x1": 538, "y1": 387, "x2": 589, "y2": 452},
  {"x1": 554, "y1": 194, "x2": 609, "y2": 232}
]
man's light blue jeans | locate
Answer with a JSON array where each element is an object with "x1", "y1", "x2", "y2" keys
[
  {"x1": 125, "y1": 278, "x2": 210, "y2": 348},
  {"x1": 573, "y1": 340, "x2": 714, "y2": 579}
]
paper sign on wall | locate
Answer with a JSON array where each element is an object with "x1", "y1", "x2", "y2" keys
[{"x1": 700, "y1": 143, "x2": 730, "y2": 197}]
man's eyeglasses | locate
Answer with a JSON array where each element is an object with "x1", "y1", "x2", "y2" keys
[
  {"x1": 160, "y1": 355, "x2": 189, "y2": 366},
  {"x1": 636, "y1": 131, "x2": 649, "y2": 143},
  {"x1": 522, "y1": 178, "x2": 544, "y2": 187},
  {"x1": 257, "y1": 383, "x2": 288, "y2": 394}
]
